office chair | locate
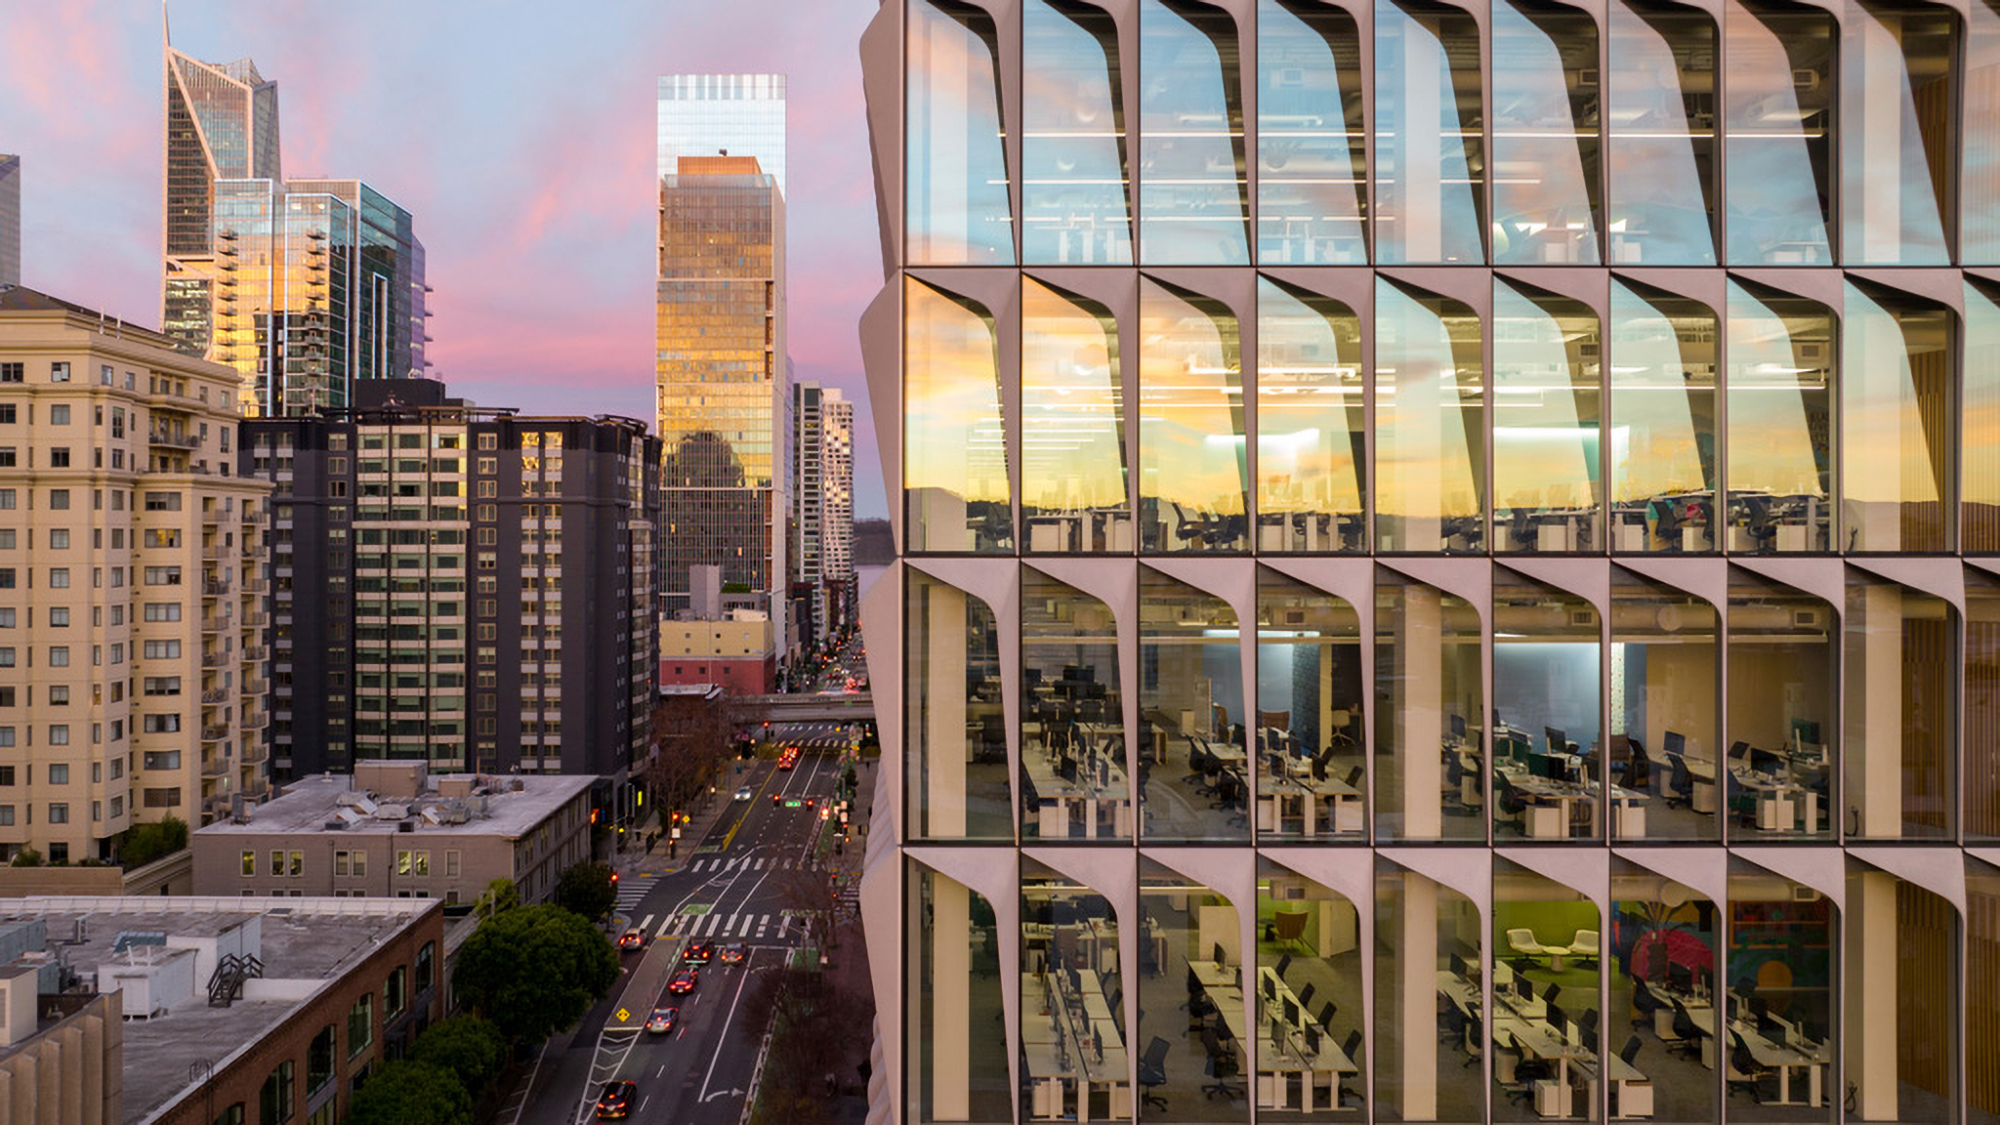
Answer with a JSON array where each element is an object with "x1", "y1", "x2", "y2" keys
[
  {"x1": 1506, "y1": 927, "x2": 1548, "y2": 976},
  {"x1": 1725, "y1": 1032, "x2": 1771, "y2": 1102},
  {"x1": 1463, "y1": 1011, "x2": 1484, "y2": 1068},
  {"x1": 1138, "y1": 1036, "x2": 1173, "y2": 1111},
  {"x1": 1318, "y1": 1000, "x2": 1338, "y2": 1030},
  {"x1": 1275, "y1": 954, "x2": 1294, "y2": 981},
  {"x1": 1668, "y1": 1000, "x2": 1706, "y2": 1060},
  {"x1": 1665, "y1": 754, "x2": 1695, "y2": 810},
  {"x1": 1571, "y1": 929, "x2": 1600, "y2": 969},
  {"x1": 1496, "y1": 776, "x2": 1529, "y2": 832},
  {"x1": 1329, "y1": 708, "x2": 1356, "y2": 749},
  {"x1": 1199, "y1": 1026, "x2": 1244, "y2": 1100},
  {"x1": 1542, "y1": 981, "x2": 1562, "y2": 1008},
  {"x1": 1631, "y1": 978, "x2": 1666, "y2": 1028},
  {"x1": 1440, "y1": 1002, "x2": 1468, "y2": 1045},
  {"x1": 1344, "y1": 763, "x2": 1365, "y2": 791}
]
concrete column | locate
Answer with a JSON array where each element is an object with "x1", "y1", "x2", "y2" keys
[
  {"x1": 1849, "y1": 869, "x2": 1900, "y2": 1119},
  {"x1": 932, "y1": 874, "x2": 973, "y2": 1121},
  {"x1": 1855, "y1": 583, "x2": 1904, "y2": 838},
  {"x1": 1398, "y1": 584, "x2": 1445, "y2": 838},
  {"x1": 926, "y1": 582, "x2": 969, "y2": 838},
  {"x1": 1402, "y1": 871, "x2": 1441, "y2": 1119}
]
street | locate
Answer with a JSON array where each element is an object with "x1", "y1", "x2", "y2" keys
[{"x1": 508, "y1": 729, "x2": 859, "y2": 1125}]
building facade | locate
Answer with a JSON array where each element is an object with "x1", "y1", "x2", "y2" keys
[
  {"x1": 823, "y1": 387, "x2": 856, "y2": 636},
  {"x1": 859, "y1": 2, "x2": 2000, "y2": 1123},
  {"x1": 0, "y1": 155, "x2": 19, "y2": 288},
  {"x1": 0, "y1": 288, "x2": 271, "y2": 865},
  {"x1": 658, "y1": 611, "x2": 777, "y2": 695},
  {"x1": 657, "y1": 74, "x2": 789, "y2": 199},
  {"x1": 794, "y1": 382, "x2": 858, "y2": 650},
  {"x1": 243, "y1": 379, "x2": 659, "y2": 783}
]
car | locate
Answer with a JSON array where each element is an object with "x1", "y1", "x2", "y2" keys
[
  {"x1": 617, "y1": 928, "x2": 645, "y2": 952},
  {"x1": 734, "y1": 785, "x2": 753, "y2": 801},
  {"x1": 719, "y1": 943, "x2": 746, "y2": 965},
  {"x1": 594, "y1": 1080, "x2": 637, "y2": 1120},
  {"x1": 667, "y1": 968, "x2": 699, "y2": 995},
  {"x1": 682, "y1": 941, "x2": 714, "y2": 965},
  {"x1": 644, "y1": 1006, "x2": 680, "y2": 1035}
]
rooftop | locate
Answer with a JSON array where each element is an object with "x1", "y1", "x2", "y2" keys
[{"x1": 195, "y1": 770, "x2": 594, "y2": 839}]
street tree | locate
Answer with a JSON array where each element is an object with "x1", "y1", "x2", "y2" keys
[
  {"x1": 642, "y1": 687, "x2": 741, "y2": 822},
  {"x1": 473, "y1": 877, "x2": 519, "y2": 920},
  {"x1": 453, "y1": 904, "x2": 619, "y2": 1043},
  {"x1": 411, "y1": 1015, "x2": 508, "y2": 1101},
  {"x1": 552, "y1": 861, "x2": 617, "y2": 923},
  {"x1": 343, "y1": 1061, "x2": 472, "y2": 1125}
]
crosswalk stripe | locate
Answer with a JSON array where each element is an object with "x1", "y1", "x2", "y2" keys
[
  {"x1": 754, "y1": 858, "x2": 765, "y2": 870},
  {"x1": 656, "y1": 916, "x2": 674, "y2": 939},
  {"x1": 637, "y1": 913, "x2": 653, "y2": 932},
  {"x1": 738, "y1": 915, "x2": 754, "y2": 937},
  {"x1": 704, "y1": 914, "x2": 723, "y2": 936}
]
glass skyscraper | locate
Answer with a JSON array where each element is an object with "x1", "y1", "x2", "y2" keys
[
  {"x1": 859, "y1": 2, "x2": 2000, "y2": 1123},
  {"x1": 0, "y1": 154, "x2": 19, "y2": 287},
  {"x1": 657, "y1": 74, "x2": 789, "y2": 198}
]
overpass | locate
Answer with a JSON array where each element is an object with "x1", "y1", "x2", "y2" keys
[{"x1": 738, "y1": 692, "x2": 877, "y2": 723}]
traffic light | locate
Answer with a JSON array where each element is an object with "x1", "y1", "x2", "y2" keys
[{"x1": 610, "y1": 871, "x2": 619, "y2": 884}]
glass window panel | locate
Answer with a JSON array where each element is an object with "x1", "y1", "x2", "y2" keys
[
  {"x1": 1968, "y1": 573, "x2": 2000, "y2": 842},
  {"x1": 1724, "y1": 282, "x2": 1833, "y2": 554},
  {"x1": 1257, "y1": 0, "x2": 1368, "y2": 264},
  {"x1": 1138, "y1": 0, "x2": 1250, "y2": 264},
  {"x1": 1376, "y1": 279, "x2": 1485, "y2": 553},
  {"x1": 1965, "y1": 280, "x2": 2000, "y2": 552},
  {"x1": 1842, "y1": 282, "x2": 1952, "y2": 552},
  {"x1": 1256, "y1": 569, "x2": 1365, "y2": 841},
  {"x1": 1023, "y1": 278, "x2": 1130, "y2": 553},
  {"x1": 1377, "y1": 859, "x2": 1484, "y2": 1122},
  {"x1": 1375, "y1": 568, "x2": 1484, "y2": 840},
  {"x1": 1609, "y1": 862, "x2": 1719, "y2": 1123},
  {"x1": 1843, "y1": 574, "x2": 1954, "y2": 840},
  {"x1": 1256, "y1": 277, "x2": 1365, "y2": 552},
  {"x1": 1492, "y1": 572, "x2": 1602, "y2": 841},
  {"x1": 1839, "y1": 867, "x2": 1957, "y2": 1123},
  {"x1": 1492, "y1": 280, "x2": 1602, "y2": 553},
  {"x1": 1020, "y1": 860, "x2": 1126, "y2": 1119},
  {"x1": 907, "y1": 571, "x2": 1012, "y2": 840},
  {"x1": 1139, "y1": 859, "x2": 1247, "y2": 1119},
  {"x1": 910, "y1": 862, "x2": 1010, "y2": 1123},
  {"x1": 1023, "y1": 0, "x2": 1134, "y2": 265},
  {"x1": 1966, "y1": 0, "x2": 2000, "y2": 264},
  {"x1": 1608, "y1": 280, "x2": 1718, "y2": 553},
  {"x1": 1491, "y1": 0, "x2": 1602, "y2": 265},
  {"x1": 1724, "y1": 858, "x2": 1836, "y2": 1124},
  {"x1": 1138, "y1": 567, "x2": 1247, "y2": 840},
  {"x1": 1840, "y1": 2, "x2": 1954, "y2": 266},
  {"x1": 1139, "y1": 278, "x2": 1247, "y2": 552},
  {"x1": 1967, "y1": 859, "x2": 2000, "y2": 1121},
  {"x1": 1725, "y1": 572, "x2": 1835, "y2": 840},
  {"x1": 1375, "y1": 0, "x2": 1487, "y2": 264},
  {"x1": 1723, "y1": 0, "x2": 1835, "y2": 265},
  {"x1": 1610, "y1": 568, "x2": 1720, "y2": 841},
  {"x1": 1606, "y1": 0, "x2": 1719, "y2": 265},
  {"x1": 1256, "y1": 859, "x2": 1366, "y2": 1117},
  {"x1": 1492, "y1": 860, "x2": 1602, "y2": 1122},
  {"x1": 906, "y1": 278, "x2": 1013, "y2": 553},
  {"x1": 1020, "y1": 568, "x2": 1131, "y2": 839},
  {"x1": 907, "y1": 0, "x2": 1016, "y2": 265}
]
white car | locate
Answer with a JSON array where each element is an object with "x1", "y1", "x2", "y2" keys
[{"x1": 734, "y1": 785, "x2": 753, "y2": 802}]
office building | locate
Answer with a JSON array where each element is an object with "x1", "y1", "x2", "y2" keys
[
  {"x1": 657, "y1": 74, "x2": 789, "y2": 199},
  {"x1": 0, "y1": 895, "x2": 440, "y2": 1125},
  {"x1": 658, "y1": 610, "x2": 776, "y2": 695},
  {"x1": 192, "y1": 761, "x2": 593, "y2": 906},
  {"x1": 0, "y1": 155, "x2": 19, "y2": 287},
  {"x1": 0, "y1": 288, "x2": 272, "y2": 865},
  {"x1": 242, "y1": 378, "x2": 660, "y2": 785},
  {"x1": 794, "y1": 382, "x2": 856, "y2": 651},
  {"x1": 859, "y1": 3, "x2": 2000, "y2": 1123},
  {"x1": 823, "y1": 387, "x2": 855, "y2": 633}
]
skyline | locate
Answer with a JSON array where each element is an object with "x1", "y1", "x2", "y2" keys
[{"x1": 0, "y1": 0, "x2": 890, "y2": 516}]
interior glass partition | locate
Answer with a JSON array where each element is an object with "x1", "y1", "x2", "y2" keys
[
  {"x1": 1491, "y1": 0, "x2": 1602, "y2": 265},
  {"x1": 1492, "y1": 279, "x2": 1602, "y2": 553},
  {"x1": 1020, "y1": 859, "x2": 1129, "y2": 1122},
  {"x1": 1608, "y1": 279, "x2": 1718, "y2": 553},
  {"x1": 1610, "y1": 567, "x2": 1719, "y2": 841},
  {"x1": 1842, "y1": 573, "x2": 1955, "y2": 840},
  {"x1": 1375, "y1": 569, "x2": 1484, "y2": 840},
  {"x1": 1255, "y1": 570, "x2": 1366, "y2": 840},
  {"x1": 1375, "y1": 0, "x2": 1487, "y2": 264},
  {"x1": 1968, "y1": 0, "x2": 2000, "y2": 264},
  {"x1": 1255, "y1": 277, "x2": 1366, "y2": 553},
  {"x1": 1843, "y1": 861, "x2": 1959, "y2": 1124},
  {"x1": 1839, "y1": 2, "x2": 1955, "y2": 266},
  {"x1": 1606, "y1": 0, "x2": 1719, "y2": 265},
  {"x1": 909, "y1": 861, "x2": 1011, "y2": 1124},
  {"x1": 1965, "y1": 279, "x2": 2000, "y2": 552},
  {"x1": 1256, "y1": 0, "x2": 1369, "y2": 264},
  {"x1": 1138, "y1": 859, "x2": 1247, "y2": 1120},
  {"x1": 906, "y1": 0, "x2": 1016, "y2": 265},
  {"x1": 1610, "y1": 861, "x2": 1718, "y2": 1124},
  {"x1": 907, "y1": 570, "x2": 1013, "y2": 840},
  {"x1": 1257, "y1": 859, "x2": 1366, "y2": 1119},
  {"x1": 1492, "y1": 571, "x2": 1603, "y2": 841},
  {"x1": 1968, "y1": 572, "x2": 2000, "y2": 841},
  {"x1": 1377, "y1": 859, "x2": 1484, "y2": 1124},
  {"x1": 1843, "y1": 281, "x2": 1952, "y2": 553},
  {"x1": 1022, "y1": 278, "x2": 1130, "y2": 553},
  {"x1": 1138, "y1": 568, "x2": 1249, "y2": 841},
  {"x1": 1725, "y1": 571, "x2": 1836, "y2": 840},
  {"x1": 1724, "y1": 281, "x2": 1834, "y2": 554},
  {"x1": 1139, "y1": 278, "x2": 1248, "y2": 553},
  {"x1": 1139, "y1": 0, "x2": 1250, "y2": 264},
  {"x1": 1723, "y1": 0, "x2": 1836, "y2": 266},
  {"x1": 1023, "y1": 0, "x2": 1134, "y2": 265},
  {"x1": 1492, "y1": 860, "x2": 1603, "y2": 1122},
  {"x1": 1724, "y1": 859, "x2": 1837, "y2": 1124},
  {"x1": 1969, "y1": 859, "x2": 2000, "y2": 1125},
  {"x1": 1376, "y1": 279, "x2": 1486, "y2": 553},
  {"x1": 906, "y1": 277, "x2": 1013, "y2": 553},
  {"x1": 1020, "y1": 568, "x2": 1132, "y2": 840}
]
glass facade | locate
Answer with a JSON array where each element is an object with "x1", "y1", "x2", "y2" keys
[{"x1": 868, "y1": 0, "x2": 2000, "y2": 1119}]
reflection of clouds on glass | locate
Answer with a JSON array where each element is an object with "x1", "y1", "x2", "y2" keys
[
  {"x1": 1023, "y1": 279, "x2": 1127, "y2": 513},
  {"x1": 1257, "y1": 0, "x2": 1368, "y2": 264},
  {"x1": 1256, "y1": 278, "x2": 1363, "y2": 517},
  {"x1": 1376, "y1": 279, "x2": 1485, "y2": 547},
  {"x1": 908, "y1": 0, "x2": 1015, "y2": 265},
  {"x1": 1023, "y1": 0, "x2": 1134, "y2": 265},
  {"x1": 1139, "y1": 0, "x2": 1248, "y2": 264},
  {"x1": 1724, "y1": 2, "x2": 1833, "y2": 264},
  {"x1": 1607, "y1": 1, "x2": 1716, "y2": 264},
  {"x1": 1140, "y1": 278, "x2": 1245, "y2": 528},
  {"x1": 1376, "y1": 0, "x2": 1485, "y2": 264},
  {"x1": 1726, "y1": 282, "x2": 1832, "y2": 500},
  {"x1": 1490, "y1": 0, "x2": 1600, "y2": 264}
]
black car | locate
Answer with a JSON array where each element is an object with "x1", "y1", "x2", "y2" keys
[
  {"x1": 667, "y1": 968, "x2": 700, "y2": 995},
  {"x1": 682, "y1": 940, "x2": 714, "y2": 965},
  {"x1": 595, "y1": 1080, "x2": 637, "y2": 1120}
]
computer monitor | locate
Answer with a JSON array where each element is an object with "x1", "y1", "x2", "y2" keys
[
  {"x1": 1284, "y1": 996, "x2": 1300, "y2": 1027},
  {"x1": 1663, "y1": 730, "x2": 1686, "y2": 758},
  {"x1": 1530, "y1": 753, "x2": 1557, "y2": 780},
  {"x1": 1517, "y1": 978, "x2": 1534, "y2": 1004},
  {"x1": 1449, "y1": 953, "x2": 1467, "y2": 978},
  {"x1": 1546, "y1": 727, "x2": 1567, "y2": 753},
  {"x1": 1668, "y1": 962, "x2": 1694, "y2": 994},
  {"x1": 1213, "y1": 942, "x2": 1226, "y2": 967},
  {"x1": 1311, "y1": 756, "x2": 1328, "y2": 782},
  {"x1": 1276, "y1": 955, "x2": 1293, "y2": 980},
  {"x1": 1452, "y1": 713, "x2": 1468, "y2": 739},
  {"x1": 1304, "y1": 1025, "x2": 1322, "y2": 1055},
  {"x1": 1262, "y1": 974, "x2": 1278, "y2": 1001},
  {"x1": 1791, "y1": 718, "x2": 1820, "y2": 746},
  {"x1": 1751, "y1": 749, "x2": 1784, "y2": 775},
  {"x1": 1025, "y1": 668, "x2": 1045, "y2": 688}
]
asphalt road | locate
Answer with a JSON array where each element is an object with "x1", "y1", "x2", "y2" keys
[{"x1": 513, "y1": 733, "x2": 850, "y2": 1125}]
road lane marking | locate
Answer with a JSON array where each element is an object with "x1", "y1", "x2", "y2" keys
[
  {"x1": 697, "y1": 947, "x2": 762, "y2": 1104},
  {"x1": 637, "y1": 913, "x2": 653, "y2": 932}
]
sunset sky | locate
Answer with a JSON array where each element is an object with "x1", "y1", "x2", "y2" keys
[{"x1": 0, "y1": 0, "x2": 889, "y2": 516}]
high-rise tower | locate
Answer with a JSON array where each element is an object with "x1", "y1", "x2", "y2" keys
[{"x1": 0, "y1": 154, "x2": 20, "y2": 287}]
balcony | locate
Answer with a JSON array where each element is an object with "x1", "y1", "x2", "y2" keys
[
  {"x1": 203, "y1": 579, "x2": 230, "y2": 597},
  {"x1": 201, "y1": 755, "x2": 230, "y2": 779},
  {"x1": 202, "y1": 545, "x2": 229, "y2": 562},
  {"x1": 149, "y1": 427, "x2": 200, "y2": 449},
  {"x1": 242, "y1": 711, "x2": 268, "y2": 732},
  {"x1": 241, "y1": 576, "x2": 269, "y2": 594},
  {"x1": 202, "y1": 688, "x2": 228, "y2": 704},
  {"x1": 201, "y1": 724, "x2": 230, "y2": 743},
  {"x1": 241, "y1": 644, "x2": 269, "y2": 663},
  {"x1": 240, "y1": 610, "x2": 267, "y2": 629},
  {"x1": 200, "y1": 615, "x2": 228, "y2": 633},
  {"x1": 201, "y1": 650, "x2": 229, "y2": 668},
  {"x1": 243, "y1": 678, "x2": 269, "y2": 697}
]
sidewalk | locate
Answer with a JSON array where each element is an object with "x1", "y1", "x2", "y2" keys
[{"x1": 611, "y1": 775, "x2": 743, "y2": 880}]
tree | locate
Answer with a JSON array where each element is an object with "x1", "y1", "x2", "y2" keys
[
  {"x1": 473, "y1": 877, "x2": 519, "y2": 920},
  {"x1": 747, "y1": 966, "x2": 875, "y2": 1125},
  {"x1": 453, "y1": 904, "x2": 618, "y2": 1043},
  {"x1": 552, "y1": 861, "x2": 617, "y2": 923},
  {"x1": 119, "y1": 815, "x2": 188, "y2": 868},
  {"x1": 411, "y1": 1015, "x2": 507, "y2": 1101},
  {"x1": 344, "y1": 1060, "x2": 471, "y2": 1125},
  {"x1": 9, "y1": 847, "x2": 41, "y2": 868},
  {"x1": 642, "y1": 687, "x2": 741, "y2": 822}
]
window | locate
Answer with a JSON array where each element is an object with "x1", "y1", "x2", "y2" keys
[
  {"x1": 143, "y1": 750, "x2": 182, "y2": 770},
  {"x1": 396, "y1": 850, "x2": 430, "y2": 876},
  {"x1": 48, "y1": 568, "x2": 69, "y2": 589},
  {"x1": 241, "y1": 850, "x2": 255, "y2": 876},
  {"x1": 445, "y1": 850, "x2": 461, "y2": 877},
  {"x1": 0, "y1": 449, "x2": 12, "y2": 468},
  {"x1": 143, "y1": 604, "x2": 182, "y2": 622},
  {"x1": 142, "y1": 788, "x2": 181, "y2": 808},
  {"x1": 49, "y1": 404, "x2": 69, "y2": 425},
  {"x1": 49, "y1": 362, "x2": 69, "y2": 383},
  {"x1": 0, "y1": 648, "x2": 12, "y2": 667},
  {"x1": 145, "y1": 566, "x2": 183, "y2": 585},
  {"x1": 0, "y1": 807, "x2": 12, "y2": 826},
  {"x1": 0, "y1": 490, "x2": 12, "y2": 510},
  {"x1": 143, "y1": 714, "x2": 181, "y2": 734},
  {"x1": 142, "y1": 640, "x2": 182, "y2": 659},
  {"x1": 48, "y1": 489, "x2": 68, "y2": 510},
  {"x1": 307, "y1": 1024, "x2": 336, "y2": 1095},
  {"x1": 212, "y1": 1104, "x2": 245, "y2": 1125},
  {"x1": 47, "y1": 685, "x2": 66, "y2": 705},
  {"x1": 0, "y1": 363, "x2": 19, "y2": 384},
  {"x1": 346, "y1": 994, "x2": 373, "y2": 1056},
  {"x1": 415, "y1": 942, "x2": 435, "y2": 992},
  {"x1": 289, "y1": 851, "x2": 303, "y2": 877},
  {"x1": 385, "y1": 966, "x2": 407, "y2": 1017},
  {"x1": 48, "y1": 803, "x2": 68, "y2": 824},
  {"x1": 143, "y1": 677, "x2": 182, "y2": 696},
  {"x1": 257, "y1": 1059, "x2": 294, "y2": 1125},
  {"x1": 47, "y1": 764, "x2": 67, "y2": 785},
  {"x1": 351, "y1": 850, "x2": 367, "y2": 877},
  {"x1": 48, "y1": 448, "x2": 70, "y2": 468},
  {"x1": 48, "y1": 647, "x2": 68, "y2": 667},
  {"x1": 143, "y1": 492, "x2": 182, "y2": 511}
]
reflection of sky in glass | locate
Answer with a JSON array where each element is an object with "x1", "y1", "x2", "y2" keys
[
  {"x1": 1490, "y1": 0, "x2": 1600, "y2": 264},
  {"x1": 1841, "y1": 8, "x2": 1951, "y2": 265},
  {"x1": 1727, "y1": 283, "x2": 1831, "y2": 499},
  {"x1": 1257, "y1": 0, "x2": 1367, "y2": 264},
  {"x1": 1023, "y1": 0, "x2": 1133, "y2": 265},
  {"x1": 1140, "y1": 278, "x2": 1245, "y2": 527},
  {"x1": 1375, "y1": 0, "x2": 1485, "y2": 264},
  {"x1": 1492, "y1": 281, "x2": 1599, "y2": 526},
  {"x1": 1842, "y1": 283, "x2": 1945, "y2": 549},
  {"x1": 1139, "y1": 0, "x2": 1248, "y2": 264},
  {"x1": 904, "y1": 278, "x2": 1009, "y2": 550},
  {"x1": 907, "y1": 0, "x2": 1015, "y2": 265},
  {"x1": 1022, "y1": 278, "x2": 1127, "y2": 513},
  {"x1": 657, "y1": 75, "x2": 787, "y2": 198},
  {"x1": 1967, "y1": 4, "x2": 2000, "y2": 264},
  {"x1": 1606, "y1": 1, "x2": 1716, "y2": 264},
  {"x1": 1256, "y1": 278, "x2": 1362, "y2": 516},
  {"x1": 1609, "y1": 281, "x2": 1713, "y2": 502},
  {"x1": 1723, "y1": 3, "x2": 1832, "y2": 264},
  {"x1": 1376, "y1": 279, "x2": 1484, "y2": 547}
]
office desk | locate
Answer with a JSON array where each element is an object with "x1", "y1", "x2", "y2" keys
[
  {"x1": 1021, "y1": 970, "x2": 1132, "y2": 1122},
  {"x1": 1736, "y1": 1022, "x2": 1828, "y2": 1106},
  {"x1": 1730, "y1": 767, "x2": 1819, "y2": 833},
  {"x1": 1021, "y1": 751, "x2": 1132, "y2": 840},
  {"x1": 1192, "y1": 960, "x2": 1357, "y2": 1113}
]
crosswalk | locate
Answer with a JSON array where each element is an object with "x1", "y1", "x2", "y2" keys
[
  {"x1": 611, "y1": 874, "x2": 659, "y2": 919},
  {"x1": 682, "y1": 855, "x2": 817, "y2": 874},
  {"x1": 657, "y1": 910, "x2": 793, "y2": 940}
]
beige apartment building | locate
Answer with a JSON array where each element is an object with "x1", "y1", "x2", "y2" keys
[{"x1": 0, "y1": 287, "x2": 271, "y2": 864}]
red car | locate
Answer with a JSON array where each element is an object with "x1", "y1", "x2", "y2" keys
[
  {"x1": 667, "y1": 968, "x2": 699, "y2": 995},
  {"x1": 682, "y1": 941, "x2": 714, "y2": 965}
]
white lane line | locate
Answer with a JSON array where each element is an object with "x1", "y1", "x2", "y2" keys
[
  {"x1": 637, "y1": 913, "x2": 653, "y2": 932},
  {"x1": 697, "y1": 947, "x2": 762, "y2": 1104}
]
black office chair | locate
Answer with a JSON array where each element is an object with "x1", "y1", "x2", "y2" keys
[
  {"x1": 1439, "y1": 1002, "x2": 1467, "y2": 1045},
  {"x1": 1632, "y1": 978, "x2": 1666, "y2": 1027},
  {"x1": 1137, "y1": 1036, "x2": 1173, "y2": 1110},
  {"x1": 1668, "y1": 1000, "x2": 1707, "y2": 1060},
  {"x1": 1275, "y1": 954, "x2": 1294, "y2": 981},
  {"x1": 1200, "y1": 1026, "x2": 1243, "y2": 1100},
  {"x1": 1665, "y1": 753, "x2": 1695, "y2": 810},
  {"x1": 1344, "y1": 764, "x2": 1365, "y2": 791},
  {"x1": 1726, "y1": 1031, "x2": 1771, "y2": 1102},
  {"x1": 1318, "y1": 1000, "x2": 1338, "y2": 1031}
]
